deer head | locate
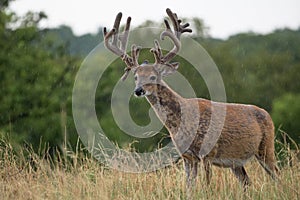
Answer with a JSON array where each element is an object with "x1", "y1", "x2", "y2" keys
[{"x1": 103, "y1": 8, "x2": 192, "y2": 97}]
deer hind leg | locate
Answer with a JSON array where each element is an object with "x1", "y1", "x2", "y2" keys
[
  {"x1": 255, "y1": 147, "x2": 280, "y2": 181},
  {"x1": 255, "y1": 129, "x2": 280, "y2": 180},
  {"x1": 231, "y1": 166, "x2": 251, "y2": 190},
  {"x1": 255, "y1": 110, "x2": 280, "y2": 180}
]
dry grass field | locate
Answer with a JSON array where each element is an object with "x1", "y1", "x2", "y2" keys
[{"x1": 1, "y1": 138, "x2": 299, "y2": 200}]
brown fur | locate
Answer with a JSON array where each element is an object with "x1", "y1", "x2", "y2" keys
[{"x1": 138, "y1": 71, "x2": 279, "y2": 189}]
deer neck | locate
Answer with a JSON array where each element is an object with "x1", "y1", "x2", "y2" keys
[{"x1": 146, "y1": 81, "x2": 183, "y2": 134}]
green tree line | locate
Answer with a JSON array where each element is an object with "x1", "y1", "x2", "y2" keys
[{"x1": 1, "y1": 0, "x2": 299, "y2": 153}]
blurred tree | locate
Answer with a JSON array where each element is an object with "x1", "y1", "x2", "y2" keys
[
  {"x1": 272, "y1": 93, "x2": 300, "y2": 145},
  {"x1": 0, "y1": 0, "x2": 12, "y2": 9},
  {"x1": 200, "y1": 29, "x2": 300, "y2": 112},
  {"x1": 192, "y1": 17, "x2": 209, "y2": 38},
  {"x1": 41, "y1": 25, "x2": 102, "y2": 56},
  {"x1": 1, "y1": 1, "x2": 300, "y2": 153},
  {"x1": 0, "y1": 3, "x2": 79, "y2": 152}
]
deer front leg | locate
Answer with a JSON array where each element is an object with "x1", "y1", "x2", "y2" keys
[
  {"x1": 192, "y1": 160, "x2": 198, "y2": 181},
  {"x1": 184, "y1": 158, "x2": 198, "y2": 189},
  {"x1": 203, "y1": 159, "x2": 212, "y2": 185},
  {"x1": 184, "y1": 158, "x2": 192, "y2": 188}
]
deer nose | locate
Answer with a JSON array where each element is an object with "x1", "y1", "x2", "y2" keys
[{"x1": 134, "y1": 87, "x2": 146, "y2": 97}]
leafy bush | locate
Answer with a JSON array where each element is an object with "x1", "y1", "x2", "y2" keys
[{"x1": 272, "y1": 93, "x2": 300, "y2": 145}]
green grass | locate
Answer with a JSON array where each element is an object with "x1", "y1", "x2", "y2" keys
[{"x1": 0, "y1": 139, "x2": 299, "y2": 200}]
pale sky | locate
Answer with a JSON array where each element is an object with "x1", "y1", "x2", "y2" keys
[{"x1": 10, "y1": 0, "x2": 300, "y2": 39}]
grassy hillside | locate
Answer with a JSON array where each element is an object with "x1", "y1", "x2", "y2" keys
[{"x1": 1, "y1": 139, "x2": 299, "y2": 200}]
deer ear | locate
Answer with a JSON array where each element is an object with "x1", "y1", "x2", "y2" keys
[
  {"x1": 170, "y1": 62, "x2": 179, "y2": 70},
  {"x1": 160, "y1": 62, "x2": 179, "y2": 77}
]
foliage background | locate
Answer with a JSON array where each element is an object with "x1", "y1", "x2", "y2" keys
[{"x1": 1, "y1": 0, "x2": 300, "y2": 154}]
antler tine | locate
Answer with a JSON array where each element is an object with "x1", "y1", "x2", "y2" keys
[
  {"x1": 112, "y1": 12, "x2": 122, "y2": 46},
  {"x1": 119, "y1": 16, "x2": 131, "y2": 52},
  {"x1": 103, "y1": 12, "x2": 134, "y2": 60},
  {"x1": 165, "y1": 8, "x2": 192, "y2": 38},
  {"x1": 131, "y1": 45, "x2": 141, "y2": 66},
  {"x1": 163, "y1": 19, "x2": 172, "y2": 32},
  {"x1": 120, "y1": 45, "x2": 141, "y2": 81},
  {"x1": 150, "y1": 40, "x2": 163, "y2": 64},
  {"x1": 165, "y1": 8, "x2": 179, "y2": 37},
  {"x1": 153, "y1": 8, "x2": 192, "y2": 64},
  {"x1": 103, "y1": 12, "x2": 124, "y2": 57},
  {"x1": 104, "y1": 12, "x2": 141, "y2": 81}
]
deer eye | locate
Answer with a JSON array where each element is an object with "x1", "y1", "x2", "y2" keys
[
  {"x1": 134, "y1": 76, "x2": 138, "y2": 81},
  {"x1": 150, "y1": 75, "x2": 156, "y2": 81}
]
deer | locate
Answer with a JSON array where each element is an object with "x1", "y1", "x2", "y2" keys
[{"x1": 103, "y1": 8, "x2": 279, "y2": 190}]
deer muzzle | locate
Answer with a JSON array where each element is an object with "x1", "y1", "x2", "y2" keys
[{"x1": 134, "y1": 87, "x2": 146, "y2": 97}]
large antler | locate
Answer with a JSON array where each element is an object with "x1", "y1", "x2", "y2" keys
[
  {"x1": 103, "y1": 12, "x2": 140, "y2": 81},
  {"x1": 151, "y1": 8, "x2": 192, "y2": 65}
]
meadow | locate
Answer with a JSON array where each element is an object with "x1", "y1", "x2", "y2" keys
[
  {"x1": 1, "y1": 137, "x2": 299, "y2": 200},
  {"x1": 2, "y1": 2, "x2": 300, "y2": 199}
]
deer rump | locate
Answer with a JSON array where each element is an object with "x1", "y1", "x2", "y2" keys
[{"x1": 179, "y1": 99, "x2": 275, "y2": 168}]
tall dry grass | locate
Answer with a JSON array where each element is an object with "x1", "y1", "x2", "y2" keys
[{"x1": 0, "y1": 136, "x2": 299, "y2": 200}]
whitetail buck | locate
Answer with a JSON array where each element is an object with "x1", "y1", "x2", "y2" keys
[{"x1": 103, "y1": 8, "x2": 279, "y2": 190}]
